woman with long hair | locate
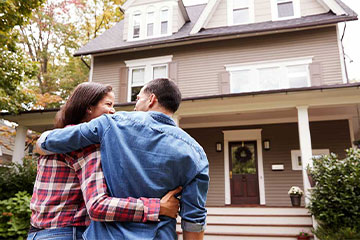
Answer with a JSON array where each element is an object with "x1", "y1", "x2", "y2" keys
[{"x1": 28, "y1": 82, "x2": 180, "y2": 240}]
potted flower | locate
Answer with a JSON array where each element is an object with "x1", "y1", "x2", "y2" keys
[
  {"x1": 288, "y1": 186, "x2": 303, "y2": 207},
  {"x1": 297, "y1": 230, "x2": 310, "y2": 240}
]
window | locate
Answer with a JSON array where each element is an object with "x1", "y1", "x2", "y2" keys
[
  {"x1": 226, "y1": 57, "x2": 312, "y2": 94},
  {"x1": 272, "y1": 0, "x2": 300, "y2": 20},
  {"x1": 161, "y1": 9, "x2": 169, "y2": 35},
  {"x1": 147, "y1": 11, "x2": 154, "y2": 37},
  {"x1": 125, "y1": 56, "x2": 172, "y2": 102},
  {"x1": 133, "y1": 13, "x2": 141, "y2": 39},
  {"x1": 233, "y1": 0, "x2": 250, "y2": 24},
  {"x1": 291, "y1": 149, "x2": 330, "y2": 170}
]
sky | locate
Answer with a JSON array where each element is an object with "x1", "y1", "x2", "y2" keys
[{"x1": 183, "y1": 0, "x2": 360, "y2": 81}]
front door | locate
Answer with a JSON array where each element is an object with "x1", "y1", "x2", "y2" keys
[{"x1": 229, "y1": 141, "x2": 260, "y2": 205}]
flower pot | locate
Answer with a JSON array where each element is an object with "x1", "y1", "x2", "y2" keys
[
  {"x1": 290, "y1": 194, "x2": 301, "y2": 207},
  {"x1": 297, "y1": 236, "x2": 310, "y2": 240}
]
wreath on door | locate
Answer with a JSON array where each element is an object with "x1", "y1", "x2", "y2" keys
[{"x1": 235, "y1": 146, "x2": 252, "y2": 163}]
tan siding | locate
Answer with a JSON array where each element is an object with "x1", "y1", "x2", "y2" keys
[
  {"x1": 185, "y1": 120, "x2": 351, "y2": 206},
  {"x1": 206, "y1": 0, "x2": 228, "y2": 29},
  {"x1": 132, "y1": 0, "x2": 161, "y2": 7},
  {"x1": 301, "y1": 0, "x2": 327, "y2": 16},
  {"x1": 93, "y1": 55, "x2": 124, "y2": 104},
  {"x1": 93, "y1": 27, "x2": 342, "y2": 102}
]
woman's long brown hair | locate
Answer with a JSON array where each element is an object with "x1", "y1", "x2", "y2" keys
[{"x1": 54, "y1": 82, "x2": 112, "y2": 128}]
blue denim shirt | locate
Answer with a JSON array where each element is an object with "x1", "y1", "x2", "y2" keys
[{"x1": 41, "y1": 111, "x2": 209, "y2": 240}]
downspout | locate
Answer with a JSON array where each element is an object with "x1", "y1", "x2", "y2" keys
[
  {"x1": 340, "y1": 23, "x2": 349, "y2": 83},
  {"x1": 81, "y1": 56, "x2": 91, "y2": 70}
]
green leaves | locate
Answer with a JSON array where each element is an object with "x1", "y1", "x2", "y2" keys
[{"x1": 308, "y1": 148, "x2": 360, "y2": 238}]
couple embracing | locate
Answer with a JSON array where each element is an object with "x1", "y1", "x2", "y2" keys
[{"x1": 28, "y1": 78, "x2": 209, "y2": 240}]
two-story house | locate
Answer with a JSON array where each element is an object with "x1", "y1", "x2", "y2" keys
[{"x1": 3, "y1": 0, "x2": 359, "y2": 238}]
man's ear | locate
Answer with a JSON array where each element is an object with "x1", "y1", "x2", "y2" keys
[{"x1": 148, "y1": 93, "x2": 157, "y2": 108}]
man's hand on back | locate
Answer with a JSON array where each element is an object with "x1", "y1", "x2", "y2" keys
[{"x1": 159, "y1": 187, "x2": 182, "y2": 218}]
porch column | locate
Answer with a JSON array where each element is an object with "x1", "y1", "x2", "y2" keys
[
  {"x1": 173, "y1": 115, "x2": 181, "y2": 127},
  {"x1": 12, "y1": 125, "x2": 28, "y2": 164},
  {"x1": 296, "y1": 106, "x2": 312, "y2": 206}
]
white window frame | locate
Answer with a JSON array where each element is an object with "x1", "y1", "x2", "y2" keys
[
  {"x1": 132, "y1": 11, "x2": 142, "y2": 39},
  {"x1": 125, "y1": 55, "x2": 173, "y2": 102},
  {"x1": 291, "y1": 149, "x2": 330, "y2": 170},
  {"x1": 227, "y1": 0, "x2": 255, "y2": 26},
  {"x1": 225, "y1": 57, "x2": 313, "y2": 94},
  {"x1": 271, "y1": 0, "x2": 300, "y2": 21},
  {"x1": 146, "y1": 9, "x2": 155, "y2": 37},
  {"x1": 127, "y1": 2, "x2": 174, "y2": 41},
  {"x1": 160, "y1": 7, "x2": 170, "y2": 35}
]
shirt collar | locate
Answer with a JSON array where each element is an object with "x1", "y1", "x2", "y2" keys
[{"x1": 148, "y1": 111, "x2": 176, "y2": 126}]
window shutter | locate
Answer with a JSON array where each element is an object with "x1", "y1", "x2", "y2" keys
[
  {"x1": 119, "y1": 66, "x2": 129, "y2": 103},
  {"x1": 309, "y1": 62, "x2": 322, "y2": 86},
  {"x1": 168, "y1": 62, "x2": 178, "y2": 84},
  {"x1": 219, "y1": 71, "x2": 230, "y2": 94}
]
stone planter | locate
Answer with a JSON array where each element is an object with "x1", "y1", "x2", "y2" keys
[{"x1": 290, "y1": 194, "x2": 302, "y2": 207}]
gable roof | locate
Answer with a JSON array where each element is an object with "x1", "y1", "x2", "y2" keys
[{"x1": 74, "y1": 0, "x2": 357, "y2": 57}]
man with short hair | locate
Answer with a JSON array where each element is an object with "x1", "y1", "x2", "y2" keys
[{"x1": 39, "y1": 78, "x2": 209, "y2": 240}]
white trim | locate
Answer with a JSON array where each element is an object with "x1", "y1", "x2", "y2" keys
[
  {"x1": 125, "y1": 55, "x2": 172, "y2": 102},
  {"x1": 181, "y1": 115, "x2": 353, "y2": 129},
  {"x1": 225, "y1": 56, "x2": 313, "y2": 70},
  {"x1": 125, "y1": 55, "x2": 173, "y2": 67},
  {"x1": 190, "y1": 0, "x2": 220, "y2": 35},
  {"x1": 89, "y1": 55, "x2": 94, "y2": 82},
  {"x1": 0, "y1": 146, "x2": 2, "y2": 156},
  {"x1": 227, "y1": 0, "x2": 255, "y2": 26},
  {"x1": 12, "y1": 125, "x2": 27, "y2": 164},
  {"x1": 291, "y1": 149, "x2": 330, "y2": 170},
  {"x1": 319, "y1": 0, "x2": 346, "y2": 16},
  {"x1": 271, "y1": 0, "x2": 301, "y2": 21},
  {"x1": 223, "y1": 129, "x2": 266, "y2": 205},
  {"x1": 296, "y1": 106, "x2": 312, "y2": 206},
  {"x1": 336, "y1": 25, "x2": 348, "y2": 84},
  {"x1": 348, "y1": 118, "x2": 355, "y2": 147}
]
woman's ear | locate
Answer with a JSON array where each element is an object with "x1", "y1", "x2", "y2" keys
[{"x1": 86, "y1": 106, "x2": 93, "y2": 115}]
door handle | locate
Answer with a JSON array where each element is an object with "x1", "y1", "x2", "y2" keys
[{"x1": 230, "y1": 171, "x2": 232, "y2": 179}]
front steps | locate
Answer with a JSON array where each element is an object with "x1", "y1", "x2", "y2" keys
[{"x1": 177, "y1": 207, "x2": 314, "y2": 240}]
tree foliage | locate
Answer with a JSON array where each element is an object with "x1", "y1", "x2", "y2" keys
[{"x1": 308, "y1": 148, "x2": 360, "y2": 239}]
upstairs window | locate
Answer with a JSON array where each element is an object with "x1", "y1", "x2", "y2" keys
[
  {"x1": 133, "y1": 13, "x2": 141, "y2": 39},
  {"x1": 226, "y1": 57, "x2": 312, "y2": 94},
  {"x1": 272, "y1": 0, "x2": 300, "y2": 20},
  {"x1": 161, "y1": 8, "x2": 169, "y2": 35},
  {"x1": 233, "y1": 0, "x2": 250, "y2": 25},
  {"x1": 147, "y1": 11, "x2": 155, "y2": 37},
  {"x1": 125, "y1": 56, "x2": 172, "y2": 101}
]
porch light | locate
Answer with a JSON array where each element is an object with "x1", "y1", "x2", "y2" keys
[
  {"x1": 216, "y1": 142, "x2": 222, "y2": 152},
  {"x1": 263, "y1": 139, "x2": 270, "y2": 151}
]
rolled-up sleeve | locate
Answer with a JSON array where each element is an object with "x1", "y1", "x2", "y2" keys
[
  {"x1": 41, "y1": 115, "x2": 110, "y2": 154},
  {"x1": 180, "y1": 162, "x2": 209, "y2": 232}
]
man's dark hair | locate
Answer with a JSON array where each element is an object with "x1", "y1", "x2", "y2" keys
[
  {"x1": 143, "y1": 78, "x2": 182, "y2": 113},
  {"x1": 54, "y1": 82, "x2": 113, "y2": 128}
]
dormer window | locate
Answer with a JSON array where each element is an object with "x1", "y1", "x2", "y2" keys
[
  {"x1": 147, "y1": 11, "x2": 155, "y2": 37},
  {"x1": 133, "y1": 13, "x2": 141, "y2": 39},
  {"x1": 272, "y1": 0, "x2": 300, "y2": 20},
  {"x1": 228, "y1": 0, "x2": 254, "y2": 26},
  {"x1": 161, "y1": 8, "x2": 169, "y2": 35}
]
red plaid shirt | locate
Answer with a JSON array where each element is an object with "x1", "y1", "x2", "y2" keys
[{"x1": 30, "y1": 144, "x2": 160, "y2": 229}]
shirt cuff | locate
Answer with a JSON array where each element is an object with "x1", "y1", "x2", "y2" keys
[
  {"x1": 140, "y1": 198, "x2": 160, "y2": 222},
  {"x1": 181, "y1": 219, "x2": 206, "y2": 232},
  {"x1": 38, "y1": 130, "x2": 55, "y2": 155}
]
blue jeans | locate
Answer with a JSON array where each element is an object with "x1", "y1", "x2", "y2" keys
[{"x1": 27, "y1": 226, "x2": 87, "y2": 240}]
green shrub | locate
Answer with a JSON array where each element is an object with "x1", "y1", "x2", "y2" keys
[
  {"x1": 0, "y1": 191, "x2": 32, "y2": 239},
  {"x1": 308, "y1": 148, "x2": 360, "y2": 239},
  {"x1": 0, "y1": 156, "x2": 37, "y2": 200}
]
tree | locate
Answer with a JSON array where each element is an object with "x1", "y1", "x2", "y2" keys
[{"x1": 0, "y1": 0, "x2": 45, "y2": 113}]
